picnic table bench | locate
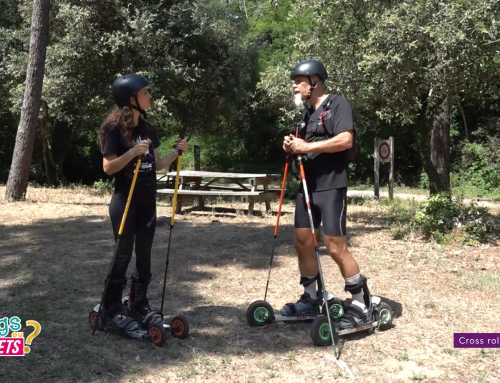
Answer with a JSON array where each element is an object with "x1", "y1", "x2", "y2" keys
[{"x1": 156, "y1": 170, "x2": 282, "y2": 215}]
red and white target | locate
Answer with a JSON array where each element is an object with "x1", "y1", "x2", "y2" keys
[{"x1": 378, "y1": 141, "x2": 391, "y2": 163}]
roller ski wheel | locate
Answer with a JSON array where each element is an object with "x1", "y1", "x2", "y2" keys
[
  {"x1": 323, "y1": 298, "x2": 344, "y2": 320},
  {"x1": 148, "y1": 323, "x2": 168, "y2": 347},
  {"x1": 89, "y1": 310, "x2": 101, "y2": 330},
  {"x1": 170, "y1": 315, "x2": 190, "y2": 339},
  {"x1": 310, "y1": 316, "x2": 338, "y2": 347},
  {"x1": 375, "y1": 302, "x2": 393, "y2": 331},
  {"x1": 247, "y1": 300, "x2": 274, "y2": 327}
]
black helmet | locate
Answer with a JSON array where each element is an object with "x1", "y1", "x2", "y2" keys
[
  {"x1": 290, "y1": 60, "x2": 328, "y2": 81},
  {"x1": 112, "y1": 74, "x2": 150, "y2": 109}
]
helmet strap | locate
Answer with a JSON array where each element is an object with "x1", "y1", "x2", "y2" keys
[
  {"x1": 130, "y1": 95, "x2": 147, "y2": 119},
  {"x1": 306, "y1": 76, "x2": 317, "y2": 100}
]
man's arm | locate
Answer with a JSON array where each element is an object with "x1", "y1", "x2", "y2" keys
[
  {"x1": 289, "y1": 130, "x2": 353, "y2": 154},
  {"x1": 308, "y1": 130, "x2": 353, "y2": 153}
]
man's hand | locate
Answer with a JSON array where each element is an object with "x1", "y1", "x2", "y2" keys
[
  {"x1": 289, "y1": 137, "x2": 311, "y2": 154},
  {"x1": 283, "y1": 134, "x2": 294, "y2": 152}
]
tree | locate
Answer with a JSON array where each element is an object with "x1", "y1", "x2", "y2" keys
[
  {"x1": 5, "y1": 0, "x2": 50, "y2": 201},
  {"x1": 259, "y1": 0, "x2": 500, "y2": 195},
  {"x1": 358, "y1": 0, "x2": 499, "y2": 195}
]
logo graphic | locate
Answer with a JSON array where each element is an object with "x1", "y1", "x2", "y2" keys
[
  {"x1": 137, "y1": 135, "x2": 152, "y2": 159},
  {"x1": 0, "y1": 317, "x2": 41, "y2": 356}
]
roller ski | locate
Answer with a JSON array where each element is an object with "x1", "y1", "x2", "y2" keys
[
  {"x1": 247, "y1": 276, "x2": 345, "y2": 326},
  {"x1": 89, "y1": 280, "x2": 168, "y2": 347},
  {"x1": 121, "y1": 275, "x2": 189, "y2": 340},
  {"x1": 310, "y1": 274, "x2": 394, "y2": 347}
]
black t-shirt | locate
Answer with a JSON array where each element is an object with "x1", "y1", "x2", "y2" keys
[
  {"x1": 102, "y1": 119, "x2": 160, "y2": 192},
  {"x1": 299, "y1": 94, "x2": 354, "y2": 192}
]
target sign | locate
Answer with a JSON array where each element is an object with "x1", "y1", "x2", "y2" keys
[{"x1": 378, "y1": 140, "x2": 391, "y2": 163}]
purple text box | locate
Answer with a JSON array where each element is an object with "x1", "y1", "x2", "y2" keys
[{"x1": 454, "y1": 333, "x2": 500, "y2": 348}]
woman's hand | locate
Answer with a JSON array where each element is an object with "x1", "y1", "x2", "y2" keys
[
  {"x1": 130, "y1": 139, "x2": 150, "y2": 157},
  {"x1": 176, "y1": 138, "x2": 188, "y2": 154}
]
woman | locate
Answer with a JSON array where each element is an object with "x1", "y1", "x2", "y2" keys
[{"x1": 98, "y1": 73, "x2": 188, "y2": 330}]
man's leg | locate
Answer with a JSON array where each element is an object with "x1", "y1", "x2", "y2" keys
[
  {"x1": 280, "y1": 192, "x2": 321, "y2": 316},
  {"x1": 318, "y1": 188, "x2": 372, "y2": 327},
  {"x1": 322, "y1": 235, "x2": 359, "y2": 279}
]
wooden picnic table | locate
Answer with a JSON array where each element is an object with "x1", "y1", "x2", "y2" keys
[{"x1": 156, "y1": 170, "x2": 281, "y2": 215}]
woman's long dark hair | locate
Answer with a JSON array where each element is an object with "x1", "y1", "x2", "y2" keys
[
  {"x1": 99, "y1": 105, "x2": 157, "y2": 152},
  {"x1": 98, "y1": 106, "x2": 135, "y2": 152}
]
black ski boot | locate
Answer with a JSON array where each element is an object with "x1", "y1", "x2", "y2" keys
[
  {"x1": 337, "y1": 274, "x2": 374, "y2": 329},
  {"x1": 127, "y1": 274, "x2": 163, "y2": 327},
  {"x1": 281, "y1": 276, "x2": 320, "y2": 316},
  {"x1": 101, "y1": 279, "x2": 140, "y2": 334}
]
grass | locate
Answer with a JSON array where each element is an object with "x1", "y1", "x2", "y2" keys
[
  {"x1": 350, "y1": 183, "x2": 500, "y2": 201},
  {"x1": 177, "y1": 366, "x2": 198, "y2": 379},
  {"x1": 397, "y1": 352, "x2": 409, "y2": 361},
  {"x1": 424, "y1": 301, "x2": 437, "y2": 309},
  {"x1": 0, "y1": 186, "x2": 499, "y2": 382},
  {"x1": 460, "y1": 272, "x2": 500, "y2": 293},
  {"x1": 410, "y1": 372, "x2": 427, "y2": 381}
]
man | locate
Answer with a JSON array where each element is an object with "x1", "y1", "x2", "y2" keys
[{"x1": 282, "y1": 59, "x2": 371, "y2": 329}]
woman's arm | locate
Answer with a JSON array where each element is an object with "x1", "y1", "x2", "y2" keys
[
  {"x1": 154, "y1": 138, "x2": 189, "y2": 171},
  {"x1": 103, "y1": 140, "x2": 150, "y2": 175},
  {"x1": 154, "y1": 149, "x2": 178, "y2": 171}
]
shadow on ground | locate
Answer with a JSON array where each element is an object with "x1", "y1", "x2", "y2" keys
[{"x1": 0, "y1": 209, "x2": 402, "y2": 382}]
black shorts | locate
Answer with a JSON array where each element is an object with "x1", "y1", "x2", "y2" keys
[{"x1": 294, "y1": 187, "x2": 347, "y2": 236}]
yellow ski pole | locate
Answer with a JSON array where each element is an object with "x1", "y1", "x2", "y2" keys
[{"x1": 160, "y1": 133, "x2": 185, "y2": 317}]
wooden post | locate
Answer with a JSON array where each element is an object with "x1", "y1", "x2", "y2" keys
[
  {"x1": 389, "y1": 136, "x2": 394, "y2": 199},
  {"x1": 193, "y1": 145, "x2": 204, "y2": 208},
  {"x1": 264, "y1": 182, "x2": 271, "y2": 213},
  {"x1": 194, "y1": 145, "x2": 200, "y2": 171},
  {"x1": 374, "y1": 138, "x2": 380, "y2": 199}
]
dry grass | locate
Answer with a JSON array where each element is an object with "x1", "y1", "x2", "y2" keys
[{"x1": 1, "y1": 186, "x2": 499, "y2": 383}]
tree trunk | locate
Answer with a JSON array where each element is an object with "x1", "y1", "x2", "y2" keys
[
  {"x1": 428, "y1": 97, "x2": 451, "y2": 195},
  {"x1": 5, "y1": 0, "x2": 50, "y2": 201}
]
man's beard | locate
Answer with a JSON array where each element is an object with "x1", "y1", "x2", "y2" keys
[{"x1": 294, "y1": 93, "x2": 304, "y2": 108}]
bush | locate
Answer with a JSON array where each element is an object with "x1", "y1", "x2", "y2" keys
[
  {"x1": 414, "y1": 193, "x2": 460, "y2": 236},
  {"x1": 413, "y1": 193, "x2": 494, "y2": 244},
  {"x1": 285, "y1": 176, "x2": 300, "y2": 199},
  {"x1": 453, "y1": 141, "x2": 500, "y2": 193},
  {"x1": 390, "y1": 221, "x2": 413, "y2": 240},
  {"x1": 455, "y1": 200, "x2": 494, "y2": 243},
  {"x1": 93, "y1": 179, "x2": 114, "y2": 196}
]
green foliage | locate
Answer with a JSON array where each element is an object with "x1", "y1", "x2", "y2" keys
[
  {"x1": 93, "y1": 179, "x2": 114, "y2": 196},
  {"x1": 259, "y1": 0, "x2": 500, "y2": 195},
  {"x1": 284, "y1": 175, "x2": 300, "y2": 200},
  {"x1": 413, "y1": 194, "x2": 494, "y2": 244},
  {"x1": 1, "y1": 0, "x2": 500, "y2": 196},
  {"x1": 454, "y1": 140, "x2": 500, "y2": 193},
  {"x1": 414, "y1": 194, "x2": 460, "y2": 236},
  {"x1": 390, "y1": 221, "x2": 414, "y2": 241}
]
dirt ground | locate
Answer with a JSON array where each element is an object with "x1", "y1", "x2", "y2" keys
[{"x1": 0, "y1": 186, "x2": 499, "y2": 383}]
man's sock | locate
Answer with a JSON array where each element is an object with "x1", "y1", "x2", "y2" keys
[
  {"x1": 345, "y1": 273, "x2": 366, "y2": 312},
  {"x1": 302, "y1": 275, "x2": 317, "y2": 300}
]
